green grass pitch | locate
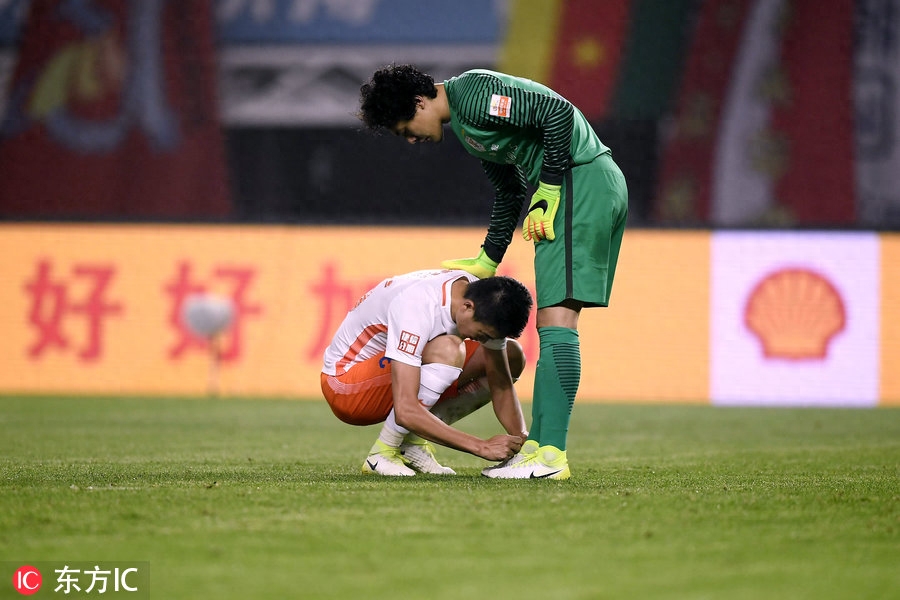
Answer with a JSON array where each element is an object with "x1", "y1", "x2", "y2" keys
[{"x1": 1, "y1": 396, "x2": 898, "y2": 599}]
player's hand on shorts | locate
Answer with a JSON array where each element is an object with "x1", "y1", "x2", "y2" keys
[
  {"x1": 441, "y1": 248, "x2": 498, "y2": 279},
  {"x1": 480, "y1": 434, "x2": 524, "y2": 461},
  {"x1": 522, "y1": 181, "x2": 561, "y2": 242}
]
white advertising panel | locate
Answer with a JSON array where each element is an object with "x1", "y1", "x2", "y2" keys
[{"x1": 711, "y1": 232, "x2": 880, "y2": 406}]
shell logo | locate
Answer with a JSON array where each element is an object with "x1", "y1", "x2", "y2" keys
[{"x1": 744, "y1": 268, "x2": 846, "y2": 360}]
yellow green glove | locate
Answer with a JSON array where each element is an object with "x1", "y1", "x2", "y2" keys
[
  {"x1": 441, "y1": 248, "x2": 498, "y2": 279},
  {"x1": 522, "y1": 181, "x2": 561, "y2": 242}
]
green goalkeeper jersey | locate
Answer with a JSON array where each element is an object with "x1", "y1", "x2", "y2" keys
[{"x1": 443, "y1": 69, "x2": 609, "y2": 262}]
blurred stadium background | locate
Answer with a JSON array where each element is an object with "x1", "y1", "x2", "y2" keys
[
  {"x1": 4, "y1": 0, "x2": 899, "y2": 227},
  {"x1": 0, "y1": 0, "x2": 898, "y2": 405}
]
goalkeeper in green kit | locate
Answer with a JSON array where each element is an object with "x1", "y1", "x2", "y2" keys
[{"x1": 358, "y1": 65, "x2": 628, "y2": 479}]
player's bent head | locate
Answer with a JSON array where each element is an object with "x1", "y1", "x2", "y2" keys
[
  {"x1": 358, "y1": 63, "x2": 437, "y2": 130},
  {"x1": 464, "y1": 276, "x2": 533, "y2": 340}
]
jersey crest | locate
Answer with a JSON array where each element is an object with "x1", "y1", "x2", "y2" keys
[
  {"x1": 397, "y1": 330, "x2": 421, "y2": 356},
  {"x1": 489, "y1": 94, "x2": 512, "y2": 118}
]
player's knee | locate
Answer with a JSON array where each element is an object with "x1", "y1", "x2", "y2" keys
[
  {"x1": 422, "y1": 334, "x2": 466, "y2": 369},
  {"x1": 506, "y1": 339, "x2": 526, "y2": 379}
]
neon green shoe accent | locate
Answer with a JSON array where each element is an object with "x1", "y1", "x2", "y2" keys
[
  {"x1": 520, "y1": 439, "x2": 541, "y2": 456},
  {"x1": 533, "y1": 445, "x2": 570, "y2": 480},
  {"x1": 362, "y1": 440, "x2": 415, "y2": 476}
]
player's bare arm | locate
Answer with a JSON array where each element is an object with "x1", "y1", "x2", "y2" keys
[
  {"x1": 483, "y1": 345, "x2": 528, "y2": 439},
  {"x1": 391, "y1": 360, "x2": 522, "y2": 460}
]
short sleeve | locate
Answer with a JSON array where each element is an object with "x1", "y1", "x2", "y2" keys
[{"x1": 383, "y1": 293, "x2": 432, "y2": 367}]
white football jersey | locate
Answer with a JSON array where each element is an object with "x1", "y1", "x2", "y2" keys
[{"x1": 322, "y1": 270, "x2": 477, "y2": 375}]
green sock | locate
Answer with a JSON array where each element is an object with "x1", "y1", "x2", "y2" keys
[
  {"x1": 533, "y1": 326, "x2": 580, "y2": 451},
  {"x1": 529, "y1": 376, "x2": 543, "y2": 445}
]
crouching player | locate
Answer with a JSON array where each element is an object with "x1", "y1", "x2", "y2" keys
[{"x1": 321, "y1": 269, "x2": 532, "y2": 476}]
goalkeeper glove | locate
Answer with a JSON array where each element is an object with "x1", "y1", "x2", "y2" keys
[
  {"x1": 441, "y1": 248, "x2": 498, "y2": 279},
  {"x1": 522, "y1": 181, "x2": 561, "y2": 242}
]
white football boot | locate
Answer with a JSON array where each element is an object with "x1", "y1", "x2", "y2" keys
[
  {"x1": 480, "y1": 439, "x2": 540, "y2": 477},
  {"x1": 361, "y1": 440, "x2": 415, "y2": 476},
  {"x1": 482, "y1": 444, "x2": 570, "y2": 480},
  {"x1": 399, "y1": 437, "x2": 456, "y2": 475}
]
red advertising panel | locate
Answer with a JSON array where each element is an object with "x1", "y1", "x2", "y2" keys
[
  {"x1": 3, "y1": 225, "x2": 893, "y2": 405},
  {"x1": 0, "y1": 225, "x2": 711, "y2": 402}
]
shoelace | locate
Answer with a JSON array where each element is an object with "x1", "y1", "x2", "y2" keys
[
  {"x1": 404, "y1": 440, "x2": 437, "y2": 459},
  {"x1": 372, "y1": 447, "x2": 408, "y2": 465},
  {"x1": 488, "y1": 446, "x2": 539, "y2": 470},
  {"x1": 419, "y1": 442, "x2": 438, "y2": 460}
]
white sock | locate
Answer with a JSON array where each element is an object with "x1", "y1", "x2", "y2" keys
[
  {"x1": 376, "y1": 363, "x2": 462, "y2": 448},
  {"x1": 376, "y1": 417, "x2": 406, "y2": 448},
  {"x1": 418, "y1": 363, "x2": 463, "y2": 408}
]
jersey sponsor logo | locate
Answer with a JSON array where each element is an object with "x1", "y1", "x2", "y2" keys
[
  {"x1": 489, "y1": 94, "x2": 511, "y2": 118},
  {"x1": 397, "y1": 330, "x2": 421, "y2": 356},
  {"x1": 464, "y1": 135, "x2": 485, "y2": 152}
]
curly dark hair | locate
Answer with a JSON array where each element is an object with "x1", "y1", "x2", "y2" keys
[
  {"x1": 358, "y1": 64, "x2": 438, "y2": 130},
  {"x1": 464, "y1": 276, "x2": 533, "y2": 340}
]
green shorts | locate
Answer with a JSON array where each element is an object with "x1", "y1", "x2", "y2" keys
[{"x1": 534, "y1": 152, "x2": 628, "y2": 309}]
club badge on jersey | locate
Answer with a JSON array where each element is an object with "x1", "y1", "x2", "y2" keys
[
  {"x1": 489, "y1": 94, "x2": 511, "y2": 118},
  {"x1": 397, "y1": 330, "x2": 421, "y2": 356}
]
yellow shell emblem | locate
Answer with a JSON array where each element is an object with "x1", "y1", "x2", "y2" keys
[{"x1": 744, "y1": 268, "x2": 846, "y2": 360}]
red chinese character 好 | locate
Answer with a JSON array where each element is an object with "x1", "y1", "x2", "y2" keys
[
  {"x1": 164, "y1": 261, "x2": 262, "y2": 362},
  {"x1": 23, "y1": 259, "x2": 124, "y2": 361}
]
